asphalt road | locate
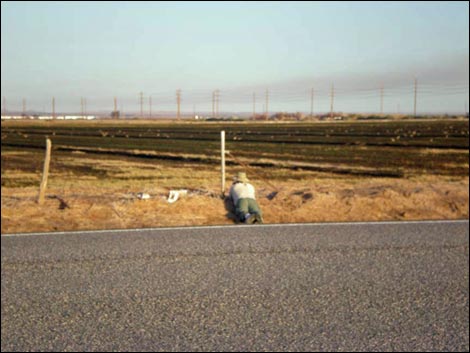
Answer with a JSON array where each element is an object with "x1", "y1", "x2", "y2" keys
[{"x1": 1, "y1": 221, "x2": 469, "y2": 352}]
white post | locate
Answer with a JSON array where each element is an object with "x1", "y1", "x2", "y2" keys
[
  {"x1": 38, "y1": 138, "x2": 52, "y2": 205},
  {"x1": 221, "y1": 130, "x2": 225, "y2": 196}
]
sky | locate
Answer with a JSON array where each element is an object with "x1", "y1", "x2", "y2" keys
[{"x1": 1, "y1": 1, "x2": 469, "y2": 116}]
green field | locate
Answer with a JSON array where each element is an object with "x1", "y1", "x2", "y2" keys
[{"x1": 2, "y1": 119, "x2": 469, "y2": 178}]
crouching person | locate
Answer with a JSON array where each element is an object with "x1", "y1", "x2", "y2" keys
[{"x1": 229, "y1": 172, "x2": 263, "y2": 224}]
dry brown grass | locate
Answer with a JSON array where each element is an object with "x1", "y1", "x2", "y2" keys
[{"x1": 1, "y1": 149, "x2": 468, "y2": 234}]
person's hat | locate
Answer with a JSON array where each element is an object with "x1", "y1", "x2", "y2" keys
[{"x1": 234, "y1": 172, "x2": 249, "y2": 183}]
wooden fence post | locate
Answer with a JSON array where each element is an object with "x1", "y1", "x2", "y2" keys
[
  {"x1": 38, "y1": 138, "x2": 52, "y2": 205},
  {"x1": 221, "y1": 130, "x2": 225, "y2": 196}
]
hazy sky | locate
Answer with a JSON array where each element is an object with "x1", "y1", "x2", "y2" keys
[{"x1": 1, "y1": 1, "x2": 469, "y2": 115}]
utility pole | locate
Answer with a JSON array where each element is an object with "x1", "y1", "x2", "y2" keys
[
  {"x1": 139, "y1": 91, "x2": 144, "y2": 118},
  {"x1": 380, "y1": 83, "x2": 384, "y2": 114},
  {"x1": 80, "y1": 97, "x2": 87, "y2": 118},
  {"x1": 265, "y1": 89, "x2": 269, "y2": 120},
  {"x1": 330, "y1": 84, "x2": 334, "y2": 119},
  {"x1": 176, "y1": 89, "x2": 181, "y2": 120},
  {"x1": 149, "y1": 96, "x2": 152, "y2": 118},
  {"x1": 253, "y1": 92, "x2": 256, "y2": 119},
  {"x1": 112, "y1": 97, "x2": 118, "y2": 119},
  {"x1": 2, "y1": 97, "x2": 6, "y2": 116},
  {"x1": 310, "y1": 87, "x2": 314, "y2": 117},
  {"x1": 216, "y1": 90, "x2": 220, "y2": 118},
  {"x1": 52, "y1": 97, "x2": 56, "y2": 119},
  {"x1": 413, "y1": 77, "x2": 418, "y2": 117},
  {"x1": 212, "y1": 89, "x2": 220, "y2": 118},
  {"x1": 22, "y1": 98, "x2": 26, "y2": 116},
  {"x1": 212, "y1": 91, "x2": 215, "y2": 118}
]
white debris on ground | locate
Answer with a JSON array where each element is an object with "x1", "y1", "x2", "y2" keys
[
  {"x1": 132, "y1": 189, "x2": 222, "y2": 204},
  {"x1": 136, "y1": 192, "x2": 151, "y2": 200},
  {"x1": 167, "y1": 189, "x2": 188, "y2": 203}
]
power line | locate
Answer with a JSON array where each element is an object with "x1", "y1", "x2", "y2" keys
[{"x1": 5, "y1": 79, "x2": 468, "y2": 116}]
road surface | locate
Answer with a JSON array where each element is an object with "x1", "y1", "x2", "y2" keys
[{"x1": 2, "y1": 221, "x2": 469, "y2": 351}]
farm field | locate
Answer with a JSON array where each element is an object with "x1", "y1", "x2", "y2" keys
[
  {"x1": 2, "y1": 119, "x2": 469, "y2": 176},
  {"x1": 1, "y1": 119, "x2": 469, "y2": 233}
]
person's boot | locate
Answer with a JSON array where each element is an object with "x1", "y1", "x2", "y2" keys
[{"x1": 245, "y1": 214, "x2": 256, "y2": 224}]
